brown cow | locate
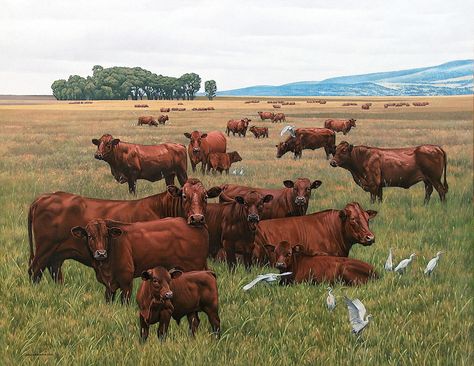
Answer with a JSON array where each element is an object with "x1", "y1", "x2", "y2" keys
[
  {"x1": 249, "y1": 126, "x2": 269, "y2": 138},
  {"x1": 324, "y1": 119, "x2": 356, "y2": 135},
  {"x1": 276, "y1": 128, "x2": 336, "y2": 159},
  {"x1": 27, "y1": 179, "x2": 222, "y2": 284},
  {"x1": 92, "y1": 134, "x2": 187, "y2": 194},
  {"x1": 220, "y1": 178, "x2": 322, "y2": 219},
  {"x1": 330, "y1": 141, "x2": 448, "y2": 203},
  {"x1": 184, "y1": 130, "x2": 227, "y2": 174},
  {"x1": 137, "y1": 116, "x2": 158, "y2": 126},
  {"x1": 258, "y1": 111, "x2": 274, "y2": 121},
  {"x1": 71, "y1": 218, "x2": 209, "y2": 303},
  {"x1": 272, "y1": 113, "x2": 286, "y2": 123},
  {"x1": 361, "y1": 104, "x2": 370, "y2": 110},
  {"x1": 253, "y1": 202, "x2": 377, "y2": 264},
  {"x1": 266, "y1": 241, "x2": 378, "y2": 286},
  {"x1": 207, "y1": 151, "x2": 242, "y2": 174},
  {"x1": 158, "y1": 115, "x2": 169, "y2": 124},
  {"x1": 137, "y1": 267, "x2": 220, "y2": 341},
  {"x1": 160, "y1": 108, "x2": 170, "y2": 112},
  {"x1": 226, "y1": 118, "x2": 251, "y2": 137}
]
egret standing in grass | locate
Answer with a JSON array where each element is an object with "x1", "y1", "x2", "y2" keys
[
  {"x1": 394, "y1": 253, "x2": 416, "y2": 274},
  {"x1": 326, "y1": 287, "x2": 336, "y2": 311},
  {"x1": 344, "y1": 296, "x2": 372, "y2": 335},
  {"x1": 424, "y1": 251, "x2": 443, "y2": 275},
  {"x1": 384, "y1": 248, "x2": 393, "y2": 271}
]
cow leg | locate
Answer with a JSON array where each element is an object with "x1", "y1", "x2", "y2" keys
[
  {"x1": 139, "y1": 314, "x2": 149, "y2": 342},
  {"x1": 127, "y1": 179, "x2": 137, "y2": 195},
  {"x1": 324, "y1": 147, "x2": 331, "y2": 160},
  {"x1": 223, "y1": 240, "x2": 237, "y2": 271},
  {"x1": 120, "y1": 283, "x2": 133, "y2": 304},
  {"x1": 191, "y1": 162, "x2": 197, "y2": 173},
  {"x1": 204, "y1": 307, "x2": 220, "y2": 338},
  {"x1": 47, "y1": 260, "x2": 64, "y2": 284},
  {"x1": 370, "y1": 192, "x2": 376, "y2": 204},
  {"x1": 165, "y1": 173, "x2": 176, "y2": 186},
  {"x1": 30, "y1": 245, "x2": 59, "y2": 283},
  {"x1": 187, "y1": 313, "x2": 200, "y2": 337},
  {"x1": 176, "y1": 170, "x2": 188, "y2": 187},
  {"x1": 431, "y1": 180, "x2": 447, "y2": 203},
  {"x1": 157, "y1": 310, "x2": 172, "y2": 341},
  {"x1": 377, "y1": 187, "x2": 383, "y2": 203},
  {"x1": 105, "y1": 288, "x2": 116, "y2": 303},
  {"x1": 424, "y1": 181, "x2": 433, "y2": 204}
]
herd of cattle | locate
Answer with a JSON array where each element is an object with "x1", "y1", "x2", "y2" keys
[{"x1": 27, "y1": 105, "x2": 448, "y2": 341}]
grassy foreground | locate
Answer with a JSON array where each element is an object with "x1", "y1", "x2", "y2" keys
[{"x1": 0, "y1": 96, "x2": 472, "y2": 365}]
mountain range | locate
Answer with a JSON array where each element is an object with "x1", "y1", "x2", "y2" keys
[{"x1": 217, "y1": 60, "x2": 473, "y2": 96}]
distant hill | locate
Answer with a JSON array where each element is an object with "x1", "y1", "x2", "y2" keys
[{"x1": 218, "y1": 60, "x2": 473, "y2": 96}]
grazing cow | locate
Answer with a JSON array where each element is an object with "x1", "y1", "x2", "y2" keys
[
  {"x1": 137, "y1": 116, "x2": 158, "y2": 127},
  {"x1": 158, "y1": 115, "x2": 169, "y2": 124},
  {"x1": 226, "y1": 118, "x2": 251, "y2": 137},
  {"x1": 27, "y1": 179, "x2": 222, "y2": 284},
  {"x1": 361, "y1": 104, "x2": 370, "y2": 110},
  {"x1": 92, "y1": 134, "x2": 188, "y2": 194},
  {"x1": 324, "y1": 119, "x2": 356, "y2": 135},
  {"x1": 71, "y1": 217, "x2": 209, "y2": 303},
  {"x1": 249, "y1": 126, "x2": 269, "y2": 138},
  {"x1": 220, "y1": 178, "x2": 322, "y2": 219},
  {"x1": 330, "y1": 141, "x2": 448, "y2": 203},
  {"x1": 206, "y1": 191, "x2": 273, "y2": 269},
  {"x1": 258, "y1": 111, "x2": 274, "y2": 121},
  {"x1": 266, "y1": 241, "x2": 378, "y2": 286},
  {"x1": 253, "y1": 202, "x2": 377, "y2": 264},
  {"x1": 184, "y1": 130, "x2": 227, "y2": 174},
  {"x1": 207, "y1": 151, "x2": 242, "y2": 174},
  {"x1": 276, "y1": 128, "x2": 336, "y2": 159},
  {"x1": 137, "y1": 267, "x2": 220, "y2": 341},
  {"x1": 272, "y1": 113, "x2": 286, "y2": 123},
  {"x1": 160, "y1": 108, "x2": 170, "y2": 112}
]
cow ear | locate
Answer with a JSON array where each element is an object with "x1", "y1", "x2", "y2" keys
[
  {"x1": 141, "y1": 270, "x2": 152, "y2": 281},
  {"x1": 234, "y1": 196, "x2": 245, "y2": 205},
  {"x1": 283, "y1": 180, "x2": 294, "y2": 188},
  {"x1": 108, "y1": 227, "x2": 122, "y2": 238},
  {"x1": 169, "y1": 268, "x2": 183, "y2": 279},
  {"x1": 71, "y1": 226, "x2": 87, "y2": 239},
  {"x1": 183, "y1": 132, "x2": 191, "y2": 139},
  {"x1": 310, "y1": 180, "x2": 322, "y2": 189},
  {"x1": 111, "y1": 139, "x2": 120, "y2": 146},
  {"x1": 92, "y1": 139, "x2": 100, "y2": 146},
  {"x1": 366, "y1": 210, "x2": 378, "y2": 220},
  {"x1": 207, "y1": 186, "x2": 222, "y2": 198},
  {"x1": 200, "y1": 133, "x2": 208, "y2": 139},
  {"x1": 167, "y1": 185, "x2": 182, "y2": 197},
  {"x1": 339, "y1": 209, "x2": 348, "y2": 221},
  {"x1": 264, "y1": 244, "x2": 275, "y2": 253},
  {"x1": 263, "y1": 194, "x2": 273, "y2": 203}
]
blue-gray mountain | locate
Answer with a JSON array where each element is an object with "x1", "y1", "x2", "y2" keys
[{"x1": 218, "y1": 60, "x2": 473, "y2": 96}]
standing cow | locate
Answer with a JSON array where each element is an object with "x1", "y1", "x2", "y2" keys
[
  {"x1": 158, "y1": 115, "x2": 169, "y2": 124},
  {"x1": 207, "y1": 151, "x2": 242, "y2": 174},
  {"x1": 276, "y1": 128, "x2": 336, "y2": 160},
  {"x1": 184, "y1": 130, "x2": 227, "y2": 174},
  {"x1": 249, "y1": 126, "x2": 269, "y2": 138},
  {"x1": 138, "y1": 116, "x2": 158, "y2": 126},
  {"x1": 226, "y1": 118, "x2": 251, "y2": 137},
  {"x1": 330, "y1": 141, "x2": 448, "y2": 203},
  {"x1": 258, "y1": 111, "x2": 274, "y2": 121},
  {"x1": 324, "y1": 119, "x2": 356, "y2": 135},
  {"x1": 272, "y1": 113, "x2": 286, "y2": 123}
]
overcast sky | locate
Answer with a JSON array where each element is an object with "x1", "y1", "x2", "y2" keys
[{"x1": 1, "y1": 0, "x2": 473, "y2": 94}]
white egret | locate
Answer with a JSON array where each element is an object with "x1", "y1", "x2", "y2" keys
[
  {"x1": 344, "y1": 296, "x2": 372, "y2": 335},
  {"x1": 424, "y1": 251, "x2": 443, "y2": 275},
  {"x1": 384, "y1": 248, "x2": 393, "y2": 271},
  {"x1": 394, "y1": 253, "x2": 416, "y2": 274},
  {"x1": 326, "y1": 287, "x2": 336, "y2": 311},
  {"x1": 280, "y1": 125, "x2": 296, "y2": 138},
  {"x1": 243, "y1": 272, "x2": 292, "y2": 291}
]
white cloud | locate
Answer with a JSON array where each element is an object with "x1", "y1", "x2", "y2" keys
[{"x1": 0, "y1": 0, "x2": 472, "y2": 94}]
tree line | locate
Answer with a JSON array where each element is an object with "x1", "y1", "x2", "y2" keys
[{"x1": 51, "y1": 65, "x2": 217, "y2": 100}]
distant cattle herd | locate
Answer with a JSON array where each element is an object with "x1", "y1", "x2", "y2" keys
[{"x1": 28, "y1": 98, "x2": 444, "y2": 342}]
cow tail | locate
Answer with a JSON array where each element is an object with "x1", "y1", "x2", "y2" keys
[
  {"x1": 442, "y1": 147, "x2": 448, "y2": 192},
  {"x1": 28, "y1": 203, "x2": 35, "y2": 266}
]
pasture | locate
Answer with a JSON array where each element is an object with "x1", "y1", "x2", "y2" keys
[{"x1": 0, "y1": 96, "x2": 472, "y2": 365}]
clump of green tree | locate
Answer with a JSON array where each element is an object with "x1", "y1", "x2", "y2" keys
[
  {"x1": 51, "y1": 65, "x2": 202, "y2": 100},
  {"x1": 205, "y1": 80, "x2": 217, "y2": 100}
]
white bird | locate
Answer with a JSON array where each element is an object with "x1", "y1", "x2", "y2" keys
[
  {"x1": 238, "y1": 167, "x2": 244, "y2": 176},
  {"x1": 344, "y1": 296, "x2": 372, "y2": 335},
  {"x1": 424, "y1": 251, "x2": 443, "y2": 275},
  {"x1": 243, "y1": 272, "x2": 292, "y2": 291},
  {"x1": 280, "y1": 125, "x2": 296, "y2": 138},
  {"x1": 326, "y1": 287, "x2": 336, "y2": 311},
  {"x1": 231, "y1": 168, "x2": 237, "y2": 175},
  {"x1": 384, "y1": 248, "x2": 393, "y2": 271},
  {"x1": 394, "y1": 253, "x2": 416, "y2": 274}
]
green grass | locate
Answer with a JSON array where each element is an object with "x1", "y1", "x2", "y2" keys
[{"x1": 0, "y1": 98, "x2": 472, "y2": 365}]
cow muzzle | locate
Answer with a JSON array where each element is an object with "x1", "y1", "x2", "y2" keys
[
  {"x1": 94, "y1": 250, "x2": 107, "y2": 260},
  {"x1": 163, "y1": 291, "x2": 173, "y2": 300},
  {"x1": 248, "y1": 214, "x2": 259, "y2": 223},
  {"x1": 189, "y1": 214, "x2": 205, "y2": 226},
  {"x1": 329, "y1": 160, "x2": 338, "y2": 167},
  {"x1": 363, "y1": 235, "x2": 375, "y2": 245},
  {"x1": 192, "y1": 148, "x2": 200, "y2": 153},
  {"x1": 94, "y1": 153, "x2": 103, "y2": 160},
  {"x1": 295, "y1": 196, "x2": 306, "y2": 205},
  {"x1": 275, "y1": 262, "x2": 286, "y2": 270}
]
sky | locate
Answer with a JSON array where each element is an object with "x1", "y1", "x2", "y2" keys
[{"x1": 1, "y1": 0, "x2": 473, "y2": 94}]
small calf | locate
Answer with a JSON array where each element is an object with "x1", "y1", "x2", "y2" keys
[
  {"x1": 207, "y1": 151, "x2": 242, "y2": 174},
  {"x1": 249, "y1": 126, "x2": 269, "y2": 139},
  {"x1": 158, "y1": 115, "x2": 169, "y2": 124},
  {"x1": 267, "y1": 241, "x2": 378, "y2": 286},
  {"x1": 136, "y1": 267, "x2": 220, "y2": 342}
]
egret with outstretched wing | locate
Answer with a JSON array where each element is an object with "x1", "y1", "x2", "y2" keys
[
  {"x1": 344, "y1": 296, "x2": 372, "y2": 335},
  {"x1": 243, "y1": 272, "x2": 292, "y2": 291}
]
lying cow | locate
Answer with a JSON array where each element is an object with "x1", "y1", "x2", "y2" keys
[
  {"x1": 137, "y1": 267, "x2": 220, "y2": 341},
  {"x1": 226, "y1": 118, "x2": 251, "y2": 137},
  {"x1": 258, "y1": 111, "x2": 274, "y2": 121},
  {"x1": 207, "y1": 151, "x2": 242, "y2": 174},
  {"x1": 184, "y1": 130, "x2": 227, "y2": 174},
  {"x1": 330, "y1": 141, "x2": 448, "y2": 203},
  {"x1": 71, "y1": 217, "x2": 209, "y2": 303},
  {"x1": 254, "y1": 202, "x2": 377, "y2": 264},
  {"x1": 158, "y1": 115, "x2": 169, "y2": 124},
  {"x1": 272, "y1": 113, "x2": 286, "y2": 123},
  {"x1": 92, "y1": 134, "x2": 188, "y2": 194},
  {"x1": 160, "y1": 108, "x2": 170, "y2": 112},
  {"x1": 137, "y1": 116, "x2": 158, "y2": 126},
  {"x1": 249, "y1": 126, "x2": 268, "y2": 138},
  {"x1": 220, "y1": 178, "x2": 322, "y2": 219},
  {"x1": 324, "y1": 119, "x2": 356, "y2": 135},
  {"x1": 267, "y1": 241, "x2": 379, "y2": 286},
  {"x1": 276, "y1": 128, "x2": 336, "y2": 159},
  {"x1": 27, "y1": 179, "x2": 221, "y2": 284}
]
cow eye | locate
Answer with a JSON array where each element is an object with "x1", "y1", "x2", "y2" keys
[
  {"x1": 182, "y1": 194, "x2": 187, "y2": 199},
  {"x1": 203, "y1": 195, "x2": 208, "y2": 201}
]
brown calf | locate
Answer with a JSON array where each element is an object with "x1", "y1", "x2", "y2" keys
[
  {"x1": 207, "y1": 151, "x2": 242, "y2": 174},
  {"x1": 249, "y1": 126, "x2": 269, "y2": 138},
  {"x1": 272, "y1": 113, "x2": 286, "y2": 123},
  {"x1": 324, "y1": 119, "x2": 356, "y2": 135},
  {"x1": 184, "y1": 130, "x2": 227, "y2": 174},
  {"x1": 137, "y1": 116, "x2": 158, "y2": 126}
]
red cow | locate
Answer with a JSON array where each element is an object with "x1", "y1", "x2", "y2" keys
[
  {"x1": 276, "y1": 128, "x2": 336, "y2": 159},
  {"x1": 258, "y1": 111, "x2": 274, "y2": 121},
  {"x1": 137, "y1": 116, "x2": 158, "y2": 126},
  {"x1": 184, "y1": 131, "x2": 227, "y2": 174},
  {"x1": 226, "y1": 118, "x2": 251, "y2": 137},
  {"x1": 324, "y1": 119, "x2": 356, "y2": 135},
  {"x1": 207, "y1": 151, "x2": 242, "y2": 174},
  {"x1": 249, "y1": 126, "x2": 269, "y2": 138},
  {"x1": 272, "y1": 113, "x2": 286, "y2": 123},
  {"x1": 158, "y1": 115, "x2": 169, "y2": 124}
]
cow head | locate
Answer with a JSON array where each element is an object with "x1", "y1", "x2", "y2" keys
[
  {"x1": 330, "y1": 141, "x2": 353, "y2": 167},
  {"x1": 167, "y1": 178, "x2": 222, "y2": 226},
  {"x1": 339, "y1": 202, "x2": 377, "y2": 245},
  {"x1": 349, "y1": 118, "x2": 357, "y2": 127},
  {"x1": 249, "y1": 126, "x2": 256, "y2": 132},
  {"x1": 184, "y1": 131, "x2": 208, "y2": 155},
  {"x1": 276, "y1": 138, "x2": 296, "y2": 158},
  {"x1": 241, "y1": 118, "x2": 251, "y2": 128},
  {"x1": 234, "y1": 191, "x2": 273, "y2": 231},
  {"x1": 141, "y1": 267, "x2": 182, "y2": 303},
  {"x1": 92, "y1": 134, "x2": 120, "y2": 160},
  {"x1": 265, "y1": 241, "x2": 305, "y2": 271},
  {"x1": 71, "y1": 219, "x2": 122, "y2": 260},
  {"x1": 228, "y1": 151, "x2": 243, "y2": 164},
  {"x1": 283, "y1": 178, "x2": 322, "y2": 207}
]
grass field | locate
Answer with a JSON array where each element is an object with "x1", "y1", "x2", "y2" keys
[{"x1": 0, "y1": 96, "x2": 472, "y2": 365}]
